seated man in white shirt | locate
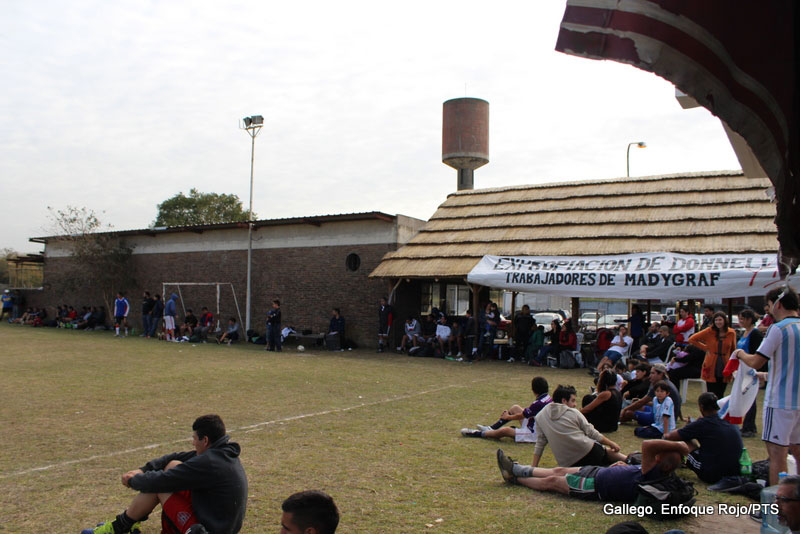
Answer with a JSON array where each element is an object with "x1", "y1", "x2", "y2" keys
[
  {"x1": 595, "y1": 325, "x2": 633, "y2": 371},
  {"x1": 435, "y1": 315, "x2": 454, "y2": 356}
]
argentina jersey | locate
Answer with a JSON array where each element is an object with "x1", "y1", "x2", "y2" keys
[{"x1": 758, "y1": 317, "x2": 800, "y2": 410}]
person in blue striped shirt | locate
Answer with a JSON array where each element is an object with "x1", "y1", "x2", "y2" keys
[{"x1": 735, "y1": 284, "x2": 800, "y2": 486}]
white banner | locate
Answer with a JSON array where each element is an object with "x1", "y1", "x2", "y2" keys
[{"x1": 467, "y1": 253, "x2": 780, "y2": 299}]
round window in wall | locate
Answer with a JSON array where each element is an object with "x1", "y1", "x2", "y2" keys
[{"x1": 345, "y1": 253, "x2": 361, "y2": 272}]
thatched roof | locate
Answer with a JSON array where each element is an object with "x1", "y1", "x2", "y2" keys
[{"x1": 370, "y1": 171, "x2": 777, "y2": 279}]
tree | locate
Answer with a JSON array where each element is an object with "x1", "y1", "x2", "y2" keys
[
  {"x1": 47, "y1": 206, "x2": 135, "y2": 314},
  {"x1": 153, "y1": 189, "x2": 251, "y2": 227},
  {"x1": 0, "y1": 248, "x2": 13, "y2": 285}
]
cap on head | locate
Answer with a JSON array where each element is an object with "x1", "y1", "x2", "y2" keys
[{"x1": 651, "y1": 363, "x2": 667, "y2": 374}]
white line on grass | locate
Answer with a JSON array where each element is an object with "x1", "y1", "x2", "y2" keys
[{"x1": 1, "y1": 382, "x2": 474, "y2": 479}]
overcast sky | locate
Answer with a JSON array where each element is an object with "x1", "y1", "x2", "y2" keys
[{"x1": 1, "y1": 1, "x2": 740, "y2": 254}]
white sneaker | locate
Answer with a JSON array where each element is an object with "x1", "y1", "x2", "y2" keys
[
  {"x1": 456, "y1": 352, "x2": 464, "y2": 357},
  {"x1": 477, "y1": 424, "x2": 491, "y2": 432},
  {"x1": 507, "y1": 357, "x2": 515, "y2": 363},
  {"x1": 396, "y1": 346, "x2": 402, "y2": 351}
]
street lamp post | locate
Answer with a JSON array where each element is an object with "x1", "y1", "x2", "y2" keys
[
  {"x1": 241, "y1": 115, "x2": 264, "y2": 335},
  {"x1": 626, "y1": 141, "x2": 647, "y2": 177}
]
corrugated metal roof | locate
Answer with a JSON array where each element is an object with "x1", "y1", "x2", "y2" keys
[{"x1": 30, "y1": 211, "x2": 399, "y2": 243}]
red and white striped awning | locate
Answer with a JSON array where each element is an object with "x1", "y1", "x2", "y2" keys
[{"x1": 556, "y1": 0, "x2": 799, "y2": 274}]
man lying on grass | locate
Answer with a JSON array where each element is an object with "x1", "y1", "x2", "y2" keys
[
  {"x1": 460, "y1": 376, "x2": 552, "y2": 442},
  {"x1": 496, "y1": 439, "x2": 689, "y2": 502},
  {"x1": 81, "y1": 414, "x2": 248, "y2": 534}
]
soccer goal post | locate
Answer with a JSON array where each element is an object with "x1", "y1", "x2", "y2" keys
[{"x1": 161, "y1": 282, "x2": 244, "y2": 333}]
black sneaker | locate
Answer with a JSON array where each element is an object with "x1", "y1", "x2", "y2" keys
[
  {"x1": 708, "y1": 475, "x2": 750, "y2": 492},
  {"x1": 496, "y1": 449, "x2": 517, "y2": 484},
  {"x1": 741, "y1": 430, "x2": 756, "y2": 438}
]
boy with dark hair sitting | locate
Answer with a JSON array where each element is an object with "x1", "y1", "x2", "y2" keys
[
  {"x1": 531, "y1": 384, "x2": 626, "y2": 467},
  {"x1": 461, "y1": 377, "x2": 552, "y2": 442},
  {"x1": 633, "y1": 381, "x2": 675, "y2": 439},
  {"x1": 81, "y1": 414, "x2": 247, "y2": 534}
]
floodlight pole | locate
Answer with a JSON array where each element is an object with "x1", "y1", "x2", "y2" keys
[
  {"x1": 241, "y1": 116, "x2": 263, "y2": 335},
  {"x1": 626, "y1": 141, "x2": 647, "y2": 177}
]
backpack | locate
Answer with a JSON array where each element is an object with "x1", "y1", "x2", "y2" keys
[
  {"x1": 634, "y1": 473, "x2": 697, "y2": 519},
  {"x1": 751, "y1": 459, "x2": 769, "y2": 482},
  {"x1": 558, "y1": 350, "x2": 577, "y2": 369}
]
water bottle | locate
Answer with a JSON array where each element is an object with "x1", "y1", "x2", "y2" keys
[
  {"x1": 740, "y1": 447, "x2": 753, "y2": 476},
  {"x1": 761, "y1": 472, "x2": 790, "y2": 534}
]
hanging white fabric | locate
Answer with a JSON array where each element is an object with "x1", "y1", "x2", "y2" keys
[{"x1": 467, "y1": 253, "x2": 779, "y2": 299}]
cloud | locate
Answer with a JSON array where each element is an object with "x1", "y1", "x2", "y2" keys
[{"x1": 0, "y1": 1, "x2": 740, "y2": 252}]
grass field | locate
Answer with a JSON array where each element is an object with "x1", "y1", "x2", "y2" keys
[{"x1": 0, "y1": 324, "x2": 766, "y2": 533}]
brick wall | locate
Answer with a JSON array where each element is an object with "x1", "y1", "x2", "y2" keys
[{"x1": 27, "y1": 243, "x2": 398, "y2": 347}]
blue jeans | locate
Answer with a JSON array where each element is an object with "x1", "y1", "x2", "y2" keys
[
  {"x1": 267, "y1": 323, "x2": 281, "y2": 351},
  {"x1": 478, "y1": 326, "x2": 497, "y2": 356},
  {"x1": 142, "y1": 315, "x2": 152, "y2": 336},
  {"x1": 537, "y1": 344, "x2": 558, "y2": 363},
  {"x1": 634, "y1": 405, "x2": 654, "y2": 426},
  {"x1": 149, "y1": 316, "x2": 160, "y2": 337},
  {"x1": 634, "y1": 424, "x2": 663, "y2": 438}
]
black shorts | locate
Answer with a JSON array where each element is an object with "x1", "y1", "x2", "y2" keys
[
  {"x1": 115, "y1": 315, "x2": 126, "y2": 325},
  {"x1": 573, "y1": 442, "x2": 610, "y2": 467}
]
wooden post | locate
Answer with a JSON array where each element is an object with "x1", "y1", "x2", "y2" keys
[
  {"x1": 646, "y1": 299, "x2": 652, "y2": 326},
  {"x1": 470, "y1": 283, "x2": 480, "y2": 317},
  {"x1": 727, "y1": 298, "x2": 733, "y2": 321},
  {"x1": 571, "y1": 297, "x2": 580, "y2": 329},
  {"x1": 510, "y1": 291, "x2": 517, "y2": 341}
]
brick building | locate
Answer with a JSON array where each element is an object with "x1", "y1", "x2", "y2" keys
[{"x1": 27, "y1": 212, "x2": 425, "y2": 347}]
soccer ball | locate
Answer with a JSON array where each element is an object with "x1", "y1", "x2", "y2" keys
[{"x1": 297, "y1": 345, "x2": 305, "y2": 352}]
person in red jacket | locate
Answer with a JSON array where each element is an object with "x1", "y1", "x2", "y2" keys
[
  {"x1": 377, "y1": 297, "x2": 393, "y2": 353},
  {"x1": 559, "y1": 320, "x2": 578, "y2": 351},
  {"x1": 672, "y1": 307, "x2": 695, "y2": 343}
]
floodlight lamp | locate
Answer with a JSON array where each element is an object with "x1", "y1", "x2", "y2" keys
[
  {"x1": 251, "y1": 115, "x2": 263, "y2": 126},
  {"x1": 243, "y1": 117, "x2": 252, "y2": 127},
  {"x1": 637, "y1": 142, "x2": 647, "y2": 148}
]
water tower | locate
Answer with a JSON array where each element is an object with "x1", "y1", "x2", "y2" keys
[{"x1": 442, "y1": 97, "x2": 489, "y2": 191}]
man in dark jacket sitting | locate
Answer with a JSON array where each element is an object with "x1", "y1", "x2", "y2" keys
[
  {"x1": 638, "y1": 325, "x2": 673, "y2": 363},
  {"x1": 81, "y1": 414, "x2": 248, "y2": 534}
]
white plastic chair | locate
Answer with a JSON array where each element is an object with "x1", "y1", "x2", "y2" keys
[
  {"x1": 620, "y1": 338, "x2": 632, "y2": 365},
  {"x1": 680, "y1": 378, "x2": 707, "y2": 403}
]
